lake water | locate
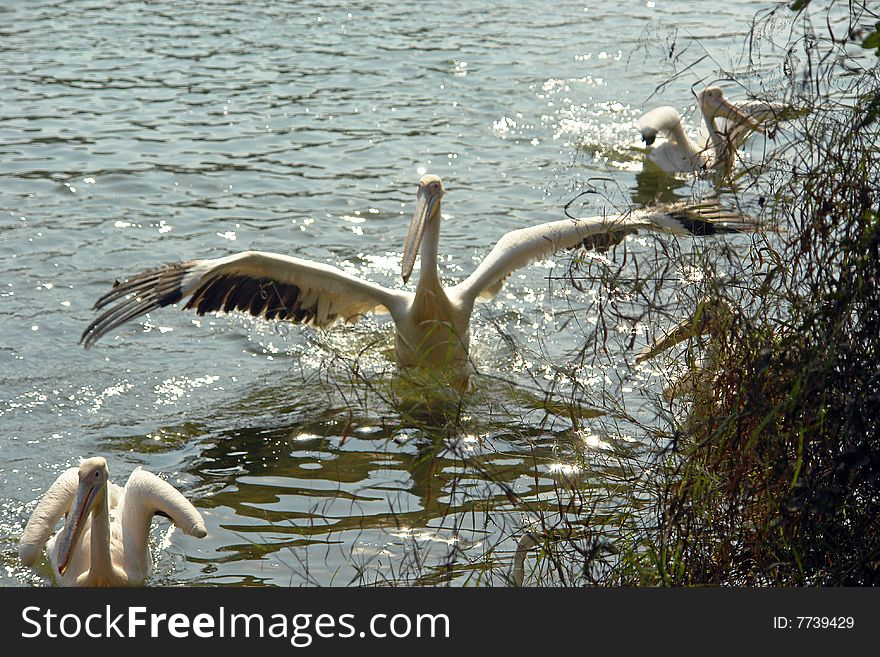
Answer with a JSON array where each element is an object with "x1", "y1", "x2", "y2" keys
[{"x1": 1, "y1": 0, "x2": 777, "y2": 586}]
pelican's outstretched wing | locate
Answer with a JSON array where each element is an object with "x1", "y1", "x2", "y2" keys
[
  {"x1": 81, "y1": 251, "x2": 411, "y2": 348},
  {"x1": 453, "y1": 201, "x2": 757, "y2": 305},
  {"x1": 119, "y1": 468, "x2": 207, "y2": 539},
  {"x1": 19, "y1": 467, "x2": 79, "y2": 565},
  {"x1": 713, "y1": 99, "x2": 789, "y2": 152}
]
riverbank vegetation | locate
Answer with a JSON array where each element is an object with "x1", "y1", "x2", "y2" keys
[{"x1": 505, "y1": 0, "x2": 880, "y2": 586}]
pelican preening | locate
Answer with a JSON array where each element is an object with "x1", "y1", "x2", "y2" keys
[
  {"x1": 637, "y1": 86, "x2": 784, "y2": 174},
  {"x1": 19, "y1": 457, "x2": 206, "y2": 586},
  {"x1": 81, "y1": 175, "x2": 758, "y2": 378}
]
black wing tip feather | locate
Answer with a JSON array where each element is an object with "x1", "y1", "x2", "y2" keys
[
  {"x1": 81, "y1": 265, "x2": 336, "y2": 350},
  {"x1": 668, "y1": 200, "x2": 759, "y2": 236},
  {"x1": 670, "y1": 212, "x2": 737, "y2": 235},
  {"x1": 580, "y1": 227, "x2": 639, "y2": 252},
  {"x1": 80, "y1": 262, "x2": 192, "y2": 349},
  {"x1": 185, "y1": 274, "x2": 326, "y2": 326}
]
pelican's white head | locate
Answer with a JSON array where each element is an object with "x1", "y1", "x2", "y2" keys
[
  {"x1": 698, "y1": 86, "x2": 762, "y2": 133},
  {"x1": 402, "y1": 174, "x2": 445, "y2": 283},
  {"x1": 55, "y1": 457, "x2": 109, "y2": 576},
  {"x1": 637, "y1": 106, "x2": 684, "y2": 146}
]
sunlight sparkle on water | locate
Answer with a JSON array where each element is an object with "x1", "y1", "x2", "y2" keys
[
  {"x1": 158, "y1": 525, "x2": 176, "y2": 551},
  {"x1": 391, "y1": 527, "x2": 461, "y2": 546},
  {"x1": 678, "y1": 266, "x2": 705, "y2": 283},
  {"x1": 87, "y1": 382, "x2": 135, "y2": 413},
  {"x1": 154, "y1": 375, "x2": 221, "y2": 406},
  {"x1": 579, "y1": 429, "x2": 613, "y2": 451},
  {"x1": 492, "y1": 116, "x2": 516, "y2": 137}
]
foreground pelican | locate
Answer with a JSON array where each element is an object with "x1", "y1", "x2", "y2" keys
[
  {"x1": 19, "y1": 457, "x2": 207, "y2": 586},
  {"x1": 638, "y1": 86, "x2": 782, "y2": 174},
  {"x1": 81, "y1": 175, "x2": 758, "y2": 377}
]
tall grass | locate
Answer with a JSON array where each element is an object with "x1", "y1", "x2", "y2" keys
[
  {"x1": 504, "y1": 0, "x2": 880, "y2": 586},
  {"x1": 650, "y1": 0, "x2": 880, "y2": 586}
]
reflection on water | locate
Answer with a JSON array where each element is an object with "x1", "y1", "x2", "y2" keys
[
  {"x1": 631, "y1": 167, "x2": 706, "y2": 206},
  {"x1": 189, "y1": 375, "x2": 599, "y2": 586},
  {"x1": 1, "y1": 0, "x2": 769, "y2": 586},
  {"x1": 24, "y1": 373, "x2": 619, "y2": 587}
]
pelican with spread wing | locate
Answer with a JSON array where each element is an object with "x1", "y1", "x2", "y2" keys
[
  {"x1": 19, "y1": 457, "x2": 206, "y2": 586},
  {"x1": 81, "y1": 175, "x2": 757, "y2": 375}
]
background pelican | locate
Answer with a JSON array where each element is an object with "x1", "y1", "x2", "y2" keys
[
  {"x1": 637, "y1": 86, "x2": 781, "y2": 174},
  {"x1": 19, "y1": 457, "x2": 207, "y2": 586},
  {"x1": 81, "y1": 175, "x2": 758, "y2": 378}
]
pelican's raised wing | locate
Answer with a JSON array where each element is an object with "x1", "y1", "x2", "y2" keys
[
  {"x1": 720, "y1": 100, "x2": 790, "y2": 151},
  {"x1": 452, "y1": 201, "x2": 758, "y2": 305},
  {"x1": 698, "y1": 99, "x2": 791, "y2": 156},
  {"x1": 19, "y1": 467, "x2": 79, "y2": 565},
  {"x1": 120, "y1": 468, "x2": 207, "y2": 539},
  {"x1": 81, "y1": 251, "x2": 410, "y2": 348}
]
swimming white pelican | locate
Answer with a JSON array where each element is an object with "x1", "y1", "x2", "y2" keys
[
  {"x1": 638, "y1": 86, "x2": 780, "y2": 174},
  {"x1": 81, "y1": 175, "x2": 757, "y2": 376},
  {"x1": 19, "y1": 457, "x2": 207, "y2": 586}
]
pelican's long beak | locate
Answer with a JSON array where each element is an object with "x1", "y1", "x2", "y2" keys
[
  {"x1": 402, "y1": 185, "x2": 440, "y2": 283},
  {"x1": 709, "y1": 95, "x2": 763, "y2": 134},
  {"x1": 55, "y1": 477, "x2": 103, "y2": 576},
  {"x1": 636, "y1": 301, "x2": 723, "y2": 364},
  {"x1": 636, "y1": 317, "x2": 703, "y2": 364}
]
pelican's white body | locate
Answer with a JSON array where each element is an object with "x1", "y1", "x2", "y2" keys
[{"x1": 20, "y1": 461, "x2": 206, "y2": 587}]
